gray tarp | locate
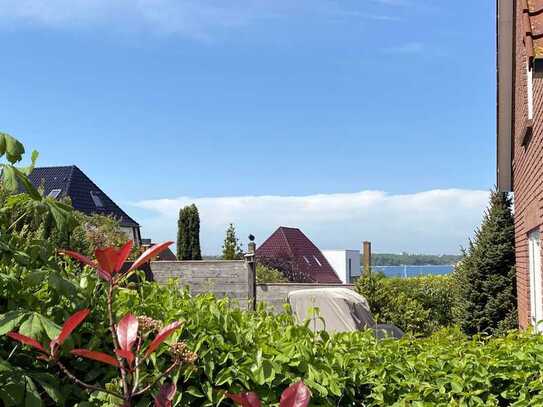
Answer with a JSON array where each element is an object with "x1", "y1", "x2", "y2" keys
[{"x1": 287, "y1": 288, "x2": 404, "y2": 338}]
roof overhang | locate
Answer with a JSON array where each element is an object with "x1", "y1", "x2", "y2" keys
[{"x1": 497, "y1": 0, "x2": 514, "y2": 192}]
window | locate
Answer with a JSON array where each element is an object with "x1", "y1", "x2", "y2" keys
[
  {"x1": 90, "y1": 191, "x2": 104, "y2": 208},
  {"x1": 527, "y1": 62, "x2": 534, "y2": 120},
  {"x1": 303, "y1": 256, "x2": 311, "y2": 265},
  {"x1": 47, "y1": 189, "x2": 62, "y2": 199},
  {"x1": 529, "y1": 230, "x2": 542, "y2": 331},
  {"x1": 313, "y1": 256, "x2": 322, "y2": 267}
]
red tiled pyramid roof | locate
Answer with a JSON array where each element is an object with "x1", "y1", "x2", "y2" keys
[{"x1": 256, "y1": 227, "x2": 341, "y2": 283}]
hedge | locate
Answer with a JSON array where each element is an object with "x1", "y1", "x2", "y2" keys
[
  {"x1": 114, "y1": 279, "x2": 543, "y2": 406},
  {"x1": 3, "y1": 271, "x2": 543, "y2": 406},
  {"x1": 355, "y1": 272, "x2": 457, "y2": 336}
]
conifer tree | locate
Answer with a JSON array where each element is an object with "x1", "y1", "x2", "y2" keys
[
  {"x1": 188, "y1": 204, "x2": 202, "y2": 260},
  {"x1": 177, "y1": 204, "x2": 202, "y2": 260},
  {"x1": 454, "y1": 190, "x2": 517, "y2": 335},
  {"x1": 177, "y1": 207, "x2": 190, "y2": 260},
  {"x1": 222, "y1": 223, "x2": 244, "y2": 260}
]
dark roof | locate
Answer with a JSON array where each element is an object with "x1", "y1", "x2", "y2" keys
[
  {"x1": 256, "y1": 227, "x2": 341, "y2": 283},
  {"x1": 28, "y1": 166, "x2": 139, "y2": 228}
]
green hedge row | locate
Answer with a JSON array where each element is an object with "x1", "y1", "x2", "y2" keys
[
  {"x1": 114, "y1": 279, "x2": 543, "y2": 406},
  {"x1": 355, "y1": 272, "x2": 457, "y2": 336},
  {"x1": 2, "y1": 268, "x2": 543, "y2": 406}
]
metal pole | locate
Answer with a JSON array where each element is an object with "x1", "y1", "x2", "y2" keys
[{"x1": 245, "y1": 235, "x2": 257, "y2": 311}]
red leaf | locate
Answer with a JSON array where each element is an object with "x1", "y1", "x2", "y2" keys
[
  {"x1": 97, "y1": 269, "x2": 113, "y2": 282},
  {"x1": 279, "y1": 381, "x2": 311, "y2": 407},
  {"x1": 145, "y1": 320, "x2": 182, "y2": 357},
  {"x1": 114, "y1": 241, "x2": 133, "y2": 273},
  {"x1": 60, "y1": 250, "x2": 112, "y2": 281},
  {"x1": 154, "y1": 382, "x2": 176, "y2": 407},
  {"x1": 7, "y1": 332, "x2": 47, "y2": 354},
  {"x1": 116, "y1": 313, "x2": 138, "y2": 352},
  {"x1": 56, "y1": 309, "x2": 90, "y2": 345},
  {"x1": 115, "y1": 349, "x2": 135, "y2": 366},
  {"x1": 128, "y1": 241, "x2": 174, "y2": 273},
  {"x1": 59, "y1": 250, "x2": 97, "y2": 269},
  {"x1": 71, "y1": 349, "x2": 120, "y2": 367},
  {"x1": 226, "y1": 392, "x2": 262, "y2": 407},
  {"x1": 95, "y1": 247, "x2": 121, "y2": 275}
]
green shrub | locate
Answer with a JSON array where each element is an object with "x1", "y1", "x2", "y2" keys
[
  {"x1": 355, "y1": 272, "x2": 456, "y2": 336},
  {"x1": 256, "y1": 264, "x2": 288, "y2": 283},
  {"x1": 4, "y1": 266, "x2": 543, "y2": 406},
  {"x1": 114, "y1": 280, "x2": 543, "y2": 406}
]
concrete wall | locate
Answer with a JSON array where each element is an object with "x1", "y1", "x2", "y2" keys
[
  {"x1": 151, "y1": 261, "x2": 250, "y2": 302},
  {"x1": 257, "y1": 283, "x2": 355, "y2": 313},
  {"x1": 149, "y1": 261, "x2": 355, "y2": 313}
]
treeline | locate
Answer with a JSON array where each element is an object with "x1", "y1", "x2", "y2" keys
[{"x1": 371, "y1": 253, "x2": 461, "y2": 266}]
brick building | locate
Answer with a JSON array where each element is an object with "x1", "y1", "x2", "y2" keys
[{"x1": 497, "y1": 0, "x2": 543, "y2": 328}]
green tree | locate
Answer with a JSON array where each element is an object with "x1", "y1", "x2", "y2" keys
[
  {"x1": 177, "y1": 206, "x2": 190, "y2": 260},
  {"x1": 454, "y1": 190, "x2": 517, "y2": 335},
  {"x1": 177, "y1": 204, "x2": 202, "y2": 260},
  {"x1": 188, "y1": 204, "x2": 202, "y2": 260},
  {"x1": 222, "y1": 223, "x2": 244, "y2": 260}
]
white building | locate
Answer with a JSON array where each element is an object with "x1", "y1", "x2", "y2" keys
[{"x1": 322, "y1": 250, "x2": 361, "y2": 284}]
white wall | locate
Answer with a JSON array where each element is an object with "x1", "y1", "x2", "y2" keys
[
  {"x1": 322, "y1": 250, "x2": 360, "y2": 284},
  {"x1": 120, "y1": 226, "x2": 140, "y2": 246}
]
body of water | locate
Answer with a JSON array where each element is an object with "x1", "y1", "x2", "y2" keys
[{"x1": 371, "y1": 265, "x2": 454, "y2": 278}]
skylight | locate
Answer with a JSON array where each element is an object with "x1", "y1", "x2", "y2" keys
[
  {"x1": 303, "y1": 256, "x2": 311, "y2": 265},
  {"x1": 90, "y1": 191, "x2": 104, "y2": 208},
  {"x1": 47, "y1": 189, "x2": 62, "y2": 199},
  {"x1": 313, "y1": 256, "x2": 322, "y2": 267}
]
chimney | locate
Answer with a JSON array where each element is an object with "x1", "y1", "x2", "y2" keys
[{"x1": 362, "y1": 241, "x2": 372, "y2": 275}]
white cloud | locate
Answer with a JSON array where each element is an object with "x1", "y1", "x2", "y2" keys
[
  {"x1": 0, "y1": 0, "x2": 400, "y2": 37},
  {"x1": 131, "y1": 189, "x2": 489, "y2": 255}
]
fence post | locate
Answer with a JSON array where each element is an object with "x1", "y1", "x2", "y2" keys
[{"x1": 245, "y1": 234, "x2": 257, "y2": 311}]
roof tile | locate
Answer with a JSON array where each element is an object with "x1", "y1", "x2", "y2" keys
[
  {"x1": 28, "y1": 166, "x2": 139, "y2": 228},
  {"x1": 256, "y1": 227, "x2": 342, "y2": 284}
]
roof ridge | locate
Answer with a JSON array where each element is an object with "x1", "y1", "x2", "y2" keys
[
  {"x1": 64, "y1": 165, "x2": 77, "y2": 194},
  {"x1": 279, "y1": 227, "x2": 296, "y2": 258}
]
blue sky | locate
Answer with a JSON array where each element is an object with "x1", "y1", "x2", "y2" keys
[{"x1": 0, "y1": 1, "x2": 495, "y2": 254}]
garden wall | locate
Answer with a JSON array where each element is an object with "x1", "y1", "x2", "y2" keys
[
  {"x1": 149, "y1": 261, "x2": 355, "y2": 312},
  {"x1": 150, "y1": 261, "x2": 251, "y2": 303},
  {"x1": 257, "y1": 283, "x2": 355, "y2": 313}
]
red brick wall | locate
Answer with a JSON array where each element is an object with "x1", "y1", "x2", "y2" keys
[{"x1": 513, "y1": 0, "x2": 543, "y2": 328}]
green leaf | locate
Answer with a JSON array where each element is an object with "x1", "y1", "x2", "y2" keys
[
  {"x1": 36, "y1": 315, "x2": 61, "y2": 341},
  {"x1": 1, "y1": 165, "x2": 18, "y2": 192},
  {"x1": 0, "y1": 310, "x2": 28, "y2": 335},
  {"x1": 24, "y1": 377, "x2": 43, "y2": 407},
  {"x1": 19, "y1": 314, "x2": 44, "y2": 340},
  {"x1": 1, "y1": 133, "x2": 25, "y2": 164},
  {"x1": 31, "y1": 372, "x2": 64, "y2": 406}
]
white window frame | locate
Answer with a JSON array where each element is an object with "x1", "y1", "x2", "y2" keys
[
  {"x1": 90, "y1": 191, "x2": 104, "y2": 208},
  {"x1": 303, "y1": 256, "x2": 311, "y2": 265},
  {"x1": 529, "y1": 229, "x2": 542, "y2": 331},
  {"x1": 47, "y1": 189, "x2": 62, "y2": 199},
  {"x1": 313, "y1": 256, "x2": 322, "y2": 267},
  {"x1": 527, "y1": 62, "x2": 534, "y2": 120}
]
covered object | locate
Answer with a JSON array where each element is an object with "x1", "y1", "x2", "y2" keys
[{"x1": 288, "y1": 288, "x2": 403, "y2": 338}]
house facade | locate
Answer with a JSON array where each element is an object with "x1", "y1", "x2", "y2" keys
[
  {"x1": 497, "y1": 0, "x2": 543, "y2": 328},
  {"x1": 28, "y1": 166, "x2": 142, "y2": 246},
  {"x1": 322, "y1": 250, "x2": 361, "y2": 284}
]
